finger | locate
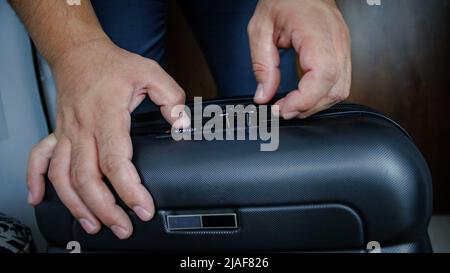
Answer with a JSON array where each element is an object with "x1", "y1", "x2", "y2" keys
[
  {"x1": 248, "y1": 18, "x2": 281, "y2": 104},
  {"x1": 48, "y1": 136, "x2": 100, "y2": 234},
  {"x1": 278, "y1": 60, "x2": 348, "y2": 120},
  {"x1": 333, "y1": 32, "x2": 352, "y2": 104},
  {"x1": 70, "y1": 135, "x2": 133, "y2": 240},
  {"x1": 278, "y1": 37, "x2": 339, "y2": 119},
  {"x1": 95, "y1": 112, "x2": 155, "y2": 222},
  {"x1": 140, "y1": 60, "x2": 189, "y2": 126},
  {"x1": 27, "y1": 133, "x2": 57, "y2": 206},
  {"x1": 296, "y1": 97, "x2": 338, "y2": 119},
  {"x1": 327, "y1": 19, "x2": 352, "y2": 105},
  {"x1": 330, "y1": 10, "x2": 352, "y2": 97},
  {"x1": 274, "y1": 74, "x2": 328, "y2": 119}
]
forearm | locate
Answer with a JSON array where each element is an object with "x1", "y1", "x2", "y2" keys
[{"x1": 8, "y1": 0, "x2": 108, "y2": 67}]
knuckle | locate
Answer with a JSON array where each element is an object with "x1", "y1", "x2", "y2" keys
[
  {"x1": 174, "y1": 90, "x2": 186, "y2": 103},
  {"x1": 303, "y1": 100, "x2": 317, "y2": 110},
  {"x1": 48, "y1": 168, "x2": 61, "y2": 184},
  {"x1": 167, "y1": 90, "x2": 186, "y2": 105},
  {"x1": 247, "y1": 19, "x2": 256, "y2": 34},
  {"x1": 146, "y1": 58, "x2": 158, "y2": 66},
  {"x1": 329, "y1": 90, "x2": 349, "y2": 102},
  {"x1": 100, "y1": 155, "x2": 119, "y2": 177},
  {"x1": 317, "y1": 64, "x2": 339, "y2": 84},
  {"x1": 252, "y1": 62, "x2": 270, "y2": 75},
  {"x1": 96, "y1": 129, "x2": 119, "y2": 149},
  {"x1": 29, "y1": 146, "x2": 41, "y2": 161},
  {"x1": 296, "y1": 100, "x2": 317, "y2": 112},
  {"x1": 339, "y1": 23, "x2": 351, "y2": 43},
  {"x1": 343, "y1": 91, "x2": 350, "y2": 100},
  {"x1": 144, "y1": 59, "x2": 159, "y2": 70},
  {"x1": 71, "y1": 169, "x2": 90, "y2": 192}
]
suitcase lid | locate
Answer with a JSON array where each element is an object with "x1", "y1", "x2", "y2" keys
[{"x1": 129, "y1": 98, "x2": 431, "y2": 242}]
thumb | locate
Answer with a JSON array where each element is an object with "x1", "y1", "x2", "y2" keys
[
  {"x1": 248, "y1": 20, "x2": 280, "y2": 104},
  {"x1": 141, "y1": 61, "x2": 190, "y2": 128}
]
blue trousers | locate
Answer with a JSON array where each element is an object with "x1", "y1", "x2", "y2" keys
[{"x1": 91, "y1": 0, "x2": 298, "y2": 111}]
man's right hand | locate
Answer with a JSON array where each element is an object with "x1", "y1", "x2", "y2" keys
[{"x1": 27, "y1": 38, "x2": 187, "y2": 239}]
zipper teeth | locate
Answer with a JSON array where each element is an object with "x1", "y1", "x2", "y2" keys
[
  {"x1": 130, "y1": 103, "x2": 411, "y2": 139},
  {"x1": 131, "y1": 103, "x2": 369, "y2": 128}
]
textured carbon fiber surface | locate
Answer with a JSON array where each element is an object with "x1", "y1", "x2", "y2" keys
[{"x1": 35, "y1": 98, "x2": 433, "y2": 252}]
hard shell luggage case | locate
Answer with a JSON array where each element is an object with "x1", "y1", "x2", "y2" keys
[{"x1": 35, "y1": 97, "x2": 433, "y2": 252}]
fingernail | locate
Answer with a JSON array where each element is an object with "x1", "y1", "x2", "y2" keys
[
  {"x1": 283, "y1": 111, "x2": 300, "y2": 120},
  {"x1": 27, "y1": 191, "x2": 34, "y2": 205},
  {"x1": 133, "y1": 206, "x2": 153, "y2": 221},
  {"x1": 254, "y1": 83, "x2": 265, "y2": 100},
  {"x1": 173, "y1": 111, "x2": 191, "y2": 130},
  {"x1": 79, "y1": 218, "x2": 97, "y2": 234},
  {"x1": 180, "y1": 111, "x2": 191, "y2": 129},
  {"x1": 111, "y1": 225, "x2": 130, "y2": 240}
]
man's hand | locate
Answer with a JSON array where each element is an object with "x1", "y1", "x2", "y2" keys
[
  {"x1": 27, "y1": 39, "x2": 187, "y2": 240},
  {"x1": 249, "y1": 0, "x2": 351, "y2": 118},
  {"x1": 9, "y1": 0, "x2": 188, "y2": 239}
]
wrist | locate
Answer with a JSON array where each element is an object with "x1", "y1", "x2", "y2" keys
[
  {"x1": 49, "y1": 35, "x2": 116, "y2": 74},
  {"x1": 46, "y1": 32, "x2": 111, "y2": 68}
]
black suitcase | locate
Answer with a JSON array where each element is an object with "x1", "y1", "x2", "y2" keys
[{"x1": 35, "y1": 97, "x2": 433, "y2": 253}]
